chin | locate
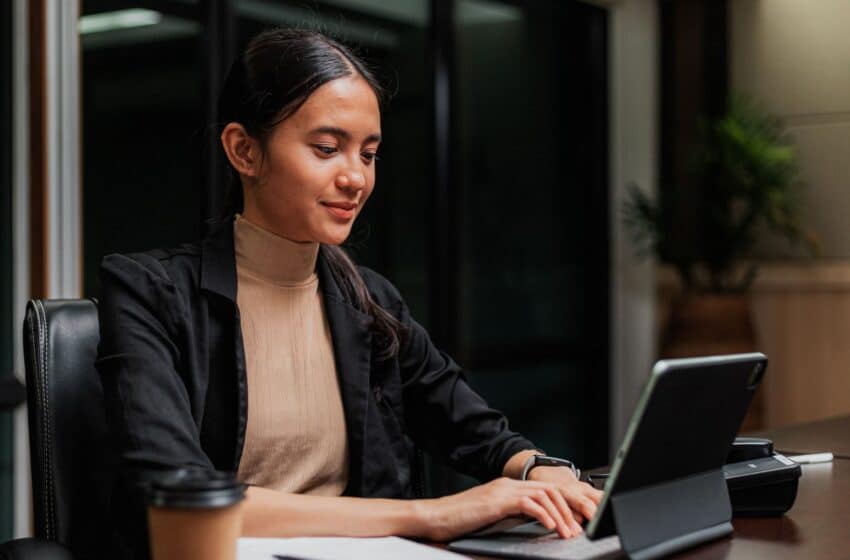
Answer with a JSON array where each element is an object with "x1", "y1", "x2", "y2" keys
[{"x1": 316, "y1": 227, "x2": 353, "y2": 246}]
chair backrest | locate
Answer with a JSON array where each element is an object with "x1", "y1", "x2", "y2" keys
[{"x1": 23, "y1": 299, "x2": 117, "y2": 558}]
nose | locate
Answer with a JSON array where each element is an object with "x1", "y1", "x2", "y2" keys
[{"x1": 335, "y1": 170, "x2": 366, "y2": 191}]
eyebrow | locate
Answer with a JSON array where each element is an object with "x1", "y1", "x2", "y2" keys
[{"x1": 310, "y1": 126, "x2": 381, "y2": 144}]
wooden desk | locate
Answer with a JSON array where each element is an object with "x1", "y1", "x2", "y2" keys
[{"x1": 457, "y1": 416, "x2": 850, "y2": 559}]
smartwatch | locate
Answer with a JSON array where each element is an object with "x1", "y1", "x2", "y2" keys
[{"x1": 521, "y1": 454, "x2": 580, "y2": 481}]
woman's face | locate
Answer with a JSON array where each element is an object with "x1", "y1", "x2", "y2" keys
[{"x1": 242, "y1": 75, "x2": 381, "y2": 245}]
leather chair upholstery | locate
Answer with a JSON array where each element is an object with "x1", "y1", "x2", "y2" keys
[
  {"x1": 18, "y1": 299, "x2": 117, "y2": 558},
  {"x1": 0, "y1": 538, "x2": 74, "y2": 560}
]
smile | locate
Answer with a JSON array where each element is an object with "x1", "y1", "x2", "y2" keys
[{"x1": 321, "y1": 201, "x2": 357, "y2": 220}]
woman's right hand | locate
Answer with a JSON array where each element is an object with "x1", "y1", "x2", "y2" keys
[{"x1": 419, "y1": 477, "x2": 585, "y2": 542}]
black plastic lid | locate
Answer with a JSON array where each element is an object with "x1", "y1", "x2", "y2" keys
[{"x1": 147, "y1": 470, "x2": 246, "y2": 509}]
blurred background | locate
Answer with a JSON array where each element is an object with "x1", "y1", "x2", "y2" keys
[{"x1": 2, "y1": 0, "x2": 849, "y2": 542}]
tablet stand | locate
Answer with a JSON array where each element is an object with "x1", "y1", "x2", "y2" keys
[{"x1": 610, "y1": 469, "x2": 733, "y2": 560}]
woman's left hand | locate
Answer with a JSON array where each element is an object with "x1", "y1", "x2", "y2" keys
[{"x1": 526, "y1": 466, "x2": 603, "y2": 524}]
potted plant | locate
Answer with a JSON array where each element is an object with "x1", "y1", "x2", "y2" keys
[{"x1": 624, "y1": 95, "x2": 818, "y2": 426}]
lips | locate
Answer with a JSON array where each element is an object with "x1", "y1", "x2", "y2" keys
[{"x1": 321, "y1": 201, "x2": 357, "y2": 220}]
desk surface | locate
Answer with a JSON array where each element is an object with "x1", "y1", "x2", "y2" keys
[{"x1": 458, "y1": 415, "x2": 850, "y2": 560}]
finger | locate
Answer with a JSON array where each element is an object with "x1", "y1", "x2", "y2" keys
[
  {"x1": 530, "y1": 489, "x2": 572, "y2": 539},
  {"x1": 586, "y1": 486, "x2": 604, "y2": 503},
  {"x1": 523, "y1": 481, "x2": 577, "y2": 537},
  {"x1": 571, "y1": 494, "x2": 598, "y2": 521},
  {"x1": 545, "y1": 485, "x2": 583, "y2": 536},
  {"x1": 519, "y1": 496, "x2": 557, "y2": 533},
  {"x1": 577, "y1": 482, "x2": 604, "y2": 503}
]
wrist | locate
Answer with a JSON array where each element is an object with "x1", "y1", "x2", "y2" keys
[
  {"x1": 503, "y1": 449, "x2": 542, "y2": 479},
  {"x1": 406, "y1": 498, "x2": 441, "y2": 540}
]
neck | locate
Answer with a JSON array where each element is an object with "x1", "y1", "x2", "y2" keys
[
  {"x1": 233, "y1": 214, "x2": 319, "y2": 285},
  {"x1": 241, "y1": 199, "x2": 312, "y2": 243}
]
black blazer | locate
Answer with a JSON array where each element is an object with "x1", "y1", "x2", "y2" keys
[{"x1": 96, "y1": 217, "x2": 535, "y2": 557}]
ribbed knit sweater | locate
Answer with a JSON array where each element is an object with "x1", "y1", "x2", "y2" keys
[{"x1": 234, "y1": 214, "x2": 349, "y2": 496}]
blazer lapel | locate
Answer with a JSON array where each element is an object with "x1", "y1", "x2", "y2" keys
[
  {"x1": 196, "y1": 218, "x2": 246, "y2": 470},
  {"x1": 317, "y1": 248, "x2": 373, "y2": 496},
  {"x1": 199, "y1": 218, "x2": 238, "y2": 302}
]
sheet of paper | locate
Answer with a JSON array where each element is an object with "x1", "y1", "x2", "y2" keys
[{"x1": 238, "y1": 536, "x2": 470, "y2": 560}]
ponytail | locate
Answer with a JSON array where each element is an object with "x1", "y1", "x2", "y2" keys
[{"x1": 322, "y1": 245, "x2": 406, "y2": 361}]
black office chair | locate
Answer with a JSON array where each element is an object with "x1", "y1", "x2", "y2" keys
[
  {"x1": 0, "y1": 299, "x2": 117, "y2": 560},
  {"x1": 0, "y1": 298, "x2": 433, "y2": 559}
]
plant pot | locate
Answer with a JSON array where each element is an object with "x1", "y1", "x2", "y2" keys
[{"x1": 660, "y1": 292, "x2": 763, "y2": 431}]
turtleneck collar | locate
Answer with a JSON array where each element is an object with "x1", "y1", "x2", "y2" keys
[{"x1": 234, "y1": 214, "x2": 319, "y2": 286}]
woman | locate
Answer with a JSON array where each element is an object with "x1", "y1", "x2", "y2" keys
[{"x1": 97, "y1": 28, "x2": 602, "y2": 558}]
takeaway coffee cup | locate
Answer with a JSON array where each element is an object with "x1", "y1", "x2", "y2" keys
[{"x1": 147, "y1": 470, "x2": 246, "y2": 560}]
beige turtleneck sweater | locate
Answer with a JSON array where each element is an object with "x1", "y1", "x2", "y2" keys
[{"x1": 234, "y1": 214, "x2": 349, "y2": 496}]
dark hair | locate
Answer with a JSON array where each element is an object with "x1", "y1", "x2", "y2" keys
[{"x1": 217, "y1": 28, "x2": 405, "y2": 361}]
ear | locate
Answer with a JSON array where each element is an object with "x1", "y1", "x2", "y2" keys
[{"x1": 220, "y1": 123, "x2": 261, "y2": 177}]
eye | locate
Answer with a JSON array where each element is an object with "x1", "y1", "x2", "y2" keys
[
  {"x1": 361, "y1": 151, "x2": 379, "y2": 164},
  {"x1": 313, "y1": 144, "x2": 338, "y2": 156}
]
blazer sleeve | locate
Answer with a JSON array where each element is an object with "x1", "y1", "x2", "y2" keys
[
  {"x1": 362, "y1": 269, "x2": 537, "y2": 482},
  {"x1": 96, "y1": 253, "x2": 215, "y2": 556}
]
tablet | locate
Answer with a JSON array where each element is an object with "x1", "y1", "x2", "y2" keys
[
  {"x1": 586, "y1": 352, "x2": 767, "y2": 537},
  {"x1": 449, "y1": 353, "x2": 767, "y2": 560}
]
